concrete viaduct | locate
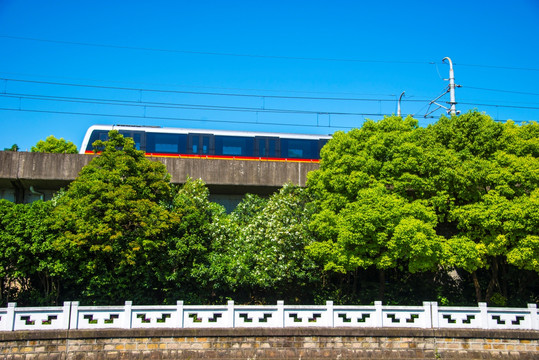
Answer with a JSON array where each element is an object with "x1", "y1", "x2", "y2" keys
[{"x1": 0, "y1": 151, "x2": 319, "y2": 208}]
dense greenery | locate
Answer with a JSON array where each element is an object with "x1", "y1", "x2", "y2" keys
[
  {"x1": 0, "y1": 112, "x2": 537, "y2": 306},
  {"x1": 307, "y1": 112, "x2": 538, "y2": 305},
  {"x1": 31, "y1": 135, "x2": 78, "y2": 153}
]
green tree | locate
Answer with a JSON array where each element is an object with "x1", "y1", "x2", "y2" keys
[
  {"x1": 307, "y1": 112, "x2": 538, "y2": 304},
  {"x1": 3, "y1": 144, "x2": 19, "y2": 151},
  {"x1": 307, "y1": 116, "x2": 444, "y2": 300},
  {"x1": 428, "y1": 113, "x2": 539, "y2": 303},
  {"x1": 210, "y1": 185, "x2": 320, "y2": 304},
  {"x1": 51, "y1": 130, "x2": 173, "y2": 304},
  {"x1": 161, "y1": 178, "x2": 227, "y2": 303},
  {"x1": 31, "y1": 135, "x2": 78, "y2": 153},
  {"x1": 0, "y1": 200, "x2": 64, "y2": 305}
]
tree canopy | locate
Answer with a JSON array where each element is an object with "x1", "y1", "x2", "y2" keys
[
  {"x1": 0, "y1": 113, "x2": 537, "y2": 307},
  {"x1": 31, "y1": 135, "x2": 78, "y2": 153},
  {"x1": 307, "y1": 111, "x2": 538, "y2": 303},
  {"x1": 3, "y1": 144, "x2": 19, "y2": 151},
  {"x1": 51, "y1": 130, "x2": 173, "y2": 303}
]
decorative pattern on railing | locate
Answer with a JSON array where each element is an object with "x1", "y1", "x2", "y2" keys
[{"x1": 0, "y1": 301, "x2": 537, "y2": 331}]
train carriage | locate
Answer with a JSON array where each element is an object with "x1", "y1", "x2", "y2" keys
[{"x1": 81, "y1": 125, "x2": 331, "y2": 162}]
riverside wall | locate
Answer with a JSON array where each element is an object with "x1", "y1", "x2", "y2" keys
[{"x1": 1, "y1": 328, "x2": 538, "y2": 359}]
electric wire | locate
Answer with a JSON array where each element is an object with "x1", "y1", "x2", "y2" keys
[
  {"x1": 3, "y1": 107, "x2": 529, "y2": 124},
  {"x1": 6, "y1": 77, "x2": 539, "y2": 111},
  {"x1": 2, "y1": 77, "x2": 538, "y2": 127},
  {"x1": 0, "y1": 107, "x2": 410, "y2": 128},
  {"x1": 3, "y1": 35, "x2": 539, "y2": 72},
  {"x1": 4, "y1": 92, "x2": 537, "y2": 118},
  {"x1": 462, "y1": 86, "x2": 539, "y2": 96},
  {"x1": 1, "y1": 92, "x2": 404, "y2": 116},
  {"x1": 0, "y1": 35, "x2": 431, "y2": 65},
  {"x1": 0, "y1": 71, "x2": 400, "y2": 97},
  {"x1": 454, "y1": 63, "x2": 539, "y2": 72},
  {"x1": 1, "y1": 78, "x2": 403, "y2": 102}
]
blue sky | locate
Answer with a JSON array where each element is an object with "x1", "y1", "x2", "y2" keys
[{"x1": 1, "y1": 0, "x2": 538, "y2": 151}]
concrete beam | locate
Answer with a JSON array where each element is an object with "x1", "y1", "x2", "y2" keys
[{"x1": 0, "y1": 151, "x2": 319, "y2": 199}]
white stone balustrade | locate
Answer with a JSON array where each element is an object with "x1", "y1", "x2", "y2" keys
[{"x1": 0, "y1": 301, "x2": 537, "y2": 331}]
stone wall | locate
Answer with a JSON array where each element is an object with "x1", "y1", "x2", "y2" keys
[{"x1": 1, "y1": 328, "x2": 538, "y2": 359}]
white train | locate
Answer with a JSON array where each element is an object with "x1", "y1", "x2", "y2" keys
[{"x1": 80, "y1": 125, "x2": 331, "y2": 162}]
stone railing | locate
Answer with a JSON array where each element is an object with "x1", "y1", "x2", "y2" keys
[{"x1": 1, "y1": 301, "x2": 537, "y2": 331}]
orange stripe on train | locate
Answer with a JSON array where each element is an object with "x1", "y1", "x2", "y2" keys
[{"x1": 84, "y1": 151, "x2": 319, "y2": 163}]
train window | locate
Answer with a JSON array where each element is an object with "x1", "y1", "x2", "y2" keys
[
  {"x1": 188, "y1": 134, "x2": 214, "y2": 155},
  {"x1": 146, "y1": 133, "x2": 187, "y2": 154},
  {"x1": 281, "y1": 139, "x2": 317, "y2": 159},
  {"x1": 255, "y1": 137, "x2": 279, "y2": 157},
  {"x1": 259, "y1": 140, "x2": 266, "y2": 157},
  {"x1": 190, "y1": 135, "x2": 199, "y2": 153},
  {"x1": 86, "y1": 130, "x2": 109, "y2": 151},
  {"x1": 269, "y1": 138, "x2": 278, "y2": 157},
  {"x1": 215, "y1": 136, "x2": 254, "y2": 156},
  {"x1": 202, "y1": 136, "x2": 210, "y2": 154},
  {"x1": 118, "y1": 131, "x2": 144, "y2": 150}
]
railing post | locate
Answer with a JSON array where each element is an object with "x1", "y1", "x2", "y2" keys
[
  {"x1": 277, "y1": 300, "x2": 284, "y2": 328},
  {"x1": 374, "y1": 301, "x2": 383, "y2": 327},
  {"x1": 478, "y1": 302, "x2": 488, "y2": 329},
  {"x1": 61, "y1": 302, "x2": 71, "y2": 329},
  {"x1": 177, "y1": 300, "x2": 184, "y2": 328},
  {"x1": 6, "y1": 303, "x2": 16, "y2": 331},
  {"x1": 430, "y1": 302, "x2": 439, "y2": 328},
  {"x1": 528, "y1": 303, "x2": 538, "y2": 330},
  {"x1": 227, "y1": 300, "x2": 235, "y2": 328},
  {"x1": 70, "y1": 301, "x2": 79, "y2": 329},
  {"x1": 422, "y1": 302, "x2": 432, "y2": 328},
  {"x1": 326, "y1": 301, "x2": 334, "y2": 327},
  {"x1": 123, "y1": 301, "x2": 133, "y2": 329}
]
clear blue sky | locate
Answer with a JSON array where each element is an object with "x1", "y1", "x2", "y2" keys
[{"x1": 1, "y1": 0, "x2": 538, "y2": 151}]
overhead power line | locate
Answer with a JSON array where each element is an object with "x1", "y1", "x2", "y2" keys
[
  {"x1": 0, "y1": 35, "x2": 430, "y2": 65},
  {"x1": 1, "y1": 78, "x2": 404, "y2": 102},
  {"x1": 1, "y1": 92, "x2": 406, "y2": 116},
  {"x1": 0, "y1": 71, "x2": 398, "y2": 97},
  {"x1": 3, "y1": 35, "x2": 539, "y2": 71},
  {"x1": 11, "y1": 77, "x2": 538, "y2": 111},
  {"x1": 3, "y1": 92, "x2": 537, "y2": 115},
  {"x1": 463, "y1": 85, "x2": 539, "y2": 96},
  {"x1": 455, "y1": 63, "x2": 539, "y2": 72},
  {"x1": 0, "y1": 107, "x2": 415, "y2": 128},
  {"x1": 458, "y1": 101, "x2": 539, "y2": 110},
  {"x1": 7, "y1": 107, "x2": 533, "y2": 124}
]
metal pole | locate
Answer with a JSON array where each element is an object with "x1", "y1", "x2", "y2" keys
[
  {"x1": 443, "y1": 57, "x2": 457, "y2": 116},
  {"x1": 397, "y1": 91, "x2": 405, "y2": 117}
]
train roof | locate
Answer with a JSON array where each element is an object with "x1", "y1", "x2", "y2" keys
[{"x1": 85, "y1": 124, "x2": 332, "y2": 140}]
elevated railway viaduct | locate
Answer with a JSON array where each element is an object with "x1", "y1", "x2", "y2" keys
[{"x1": 0, "y1": 151, "x2": 319, "y2": 208}]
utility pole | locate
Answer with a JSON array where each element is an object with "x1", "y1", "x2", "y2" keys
[
  {"x1": 397, "y1": 91, "x2": 405, "y2": 117},
  {"x1": 443, "y1": 57, "x2": 457, "y2": 116},
  {"x1": 424, "y1": 57, "x2": 460, "y2": 118}
]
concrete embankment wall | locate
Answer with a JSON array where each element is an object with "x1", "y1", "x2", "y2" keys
[{"x1": 1, "y1": 328, "x2": 538, "y2": 359}]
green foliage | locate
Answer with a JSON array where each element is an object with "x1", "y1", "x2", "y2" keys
[
  {"x1": 3, "y1": 144, "x2": 19, "y2": 151},
  {"x1": 31, "y1": 135, "x2": 78, "y2": 153},
  {"x1": 307, "y1": 116, "x2": 444, "y2": 296},
  {"x1": 0, "y1": 112, "x2": 536, "y2": 306},
  {"x1": 306, "y1": 111, "x2": 538, "y2": 303},
  {"x1": 51, "y1": 131, "x2": 173, "y2": 304},
  {"x1": 309, "y1": 186, "x2": 442, "y2": 274},
  {"x1": 209, "y1": 185, "x2": 320, "y2": 303},
  {"x1": 161, "y1": 178, "x2": 227, "y2": 303},
  {"x1": 0, "y1": 200, "x2": 63, "y2": 305}
]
